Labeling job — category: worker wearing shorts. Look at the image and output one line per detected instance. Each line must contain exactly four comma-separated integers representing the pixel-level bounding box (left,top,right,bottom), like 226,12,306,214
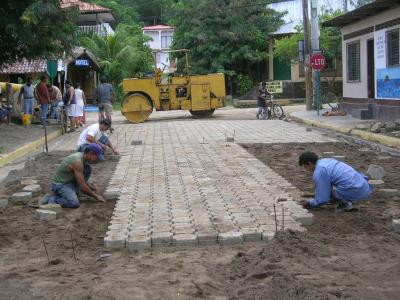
96,76,114,123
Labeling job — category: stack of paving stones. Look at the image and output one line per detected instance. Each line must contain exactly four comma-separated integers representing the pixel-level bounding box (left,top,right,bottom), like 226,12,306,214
104,120,331,250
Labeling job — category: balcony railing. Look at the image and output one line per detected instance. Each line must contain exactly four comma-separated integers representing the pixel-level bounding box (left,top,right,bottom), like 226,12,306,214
79,23,114,36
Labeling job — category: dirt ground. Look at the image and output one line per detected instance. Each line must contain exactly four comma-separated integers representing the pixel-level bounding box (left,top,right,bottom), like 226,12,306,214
1,143,400,299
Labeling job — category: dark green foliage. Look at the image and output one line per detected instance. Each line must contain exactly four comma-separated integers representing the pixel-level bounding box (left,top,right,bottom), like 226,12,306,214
168,0,283,90
0,0,79,66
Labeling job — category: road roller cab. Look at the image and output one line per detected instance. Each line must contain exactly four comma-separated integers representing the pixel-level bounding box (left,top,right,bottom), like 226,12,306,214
121,49,226,123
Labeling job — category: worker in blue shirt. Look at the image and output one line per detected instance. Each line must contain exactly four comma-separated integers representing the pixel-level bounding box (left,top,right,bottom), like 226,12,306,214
299,152,373,212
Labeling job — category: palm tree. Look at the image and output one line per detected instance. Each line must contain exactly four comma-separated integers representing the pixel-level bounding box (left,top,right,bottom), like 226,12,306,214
80,24,152,97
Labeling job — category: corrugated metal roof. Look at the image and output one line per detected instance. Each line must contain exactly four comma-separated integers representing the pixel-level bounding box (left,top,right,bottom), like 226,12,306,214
143,25,174,31
0,59,47,74
61,0,111,13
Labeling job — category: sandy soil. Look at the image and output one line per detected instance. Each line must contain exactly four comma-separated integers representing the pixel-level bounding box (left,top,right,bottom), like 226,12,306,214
1,143,400,299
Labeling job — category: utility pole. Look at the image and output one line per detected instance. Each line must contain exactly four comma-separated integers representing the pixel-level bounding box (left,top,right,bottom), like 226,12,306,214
303,0,313,111
343,0,348,12
311,0,321,115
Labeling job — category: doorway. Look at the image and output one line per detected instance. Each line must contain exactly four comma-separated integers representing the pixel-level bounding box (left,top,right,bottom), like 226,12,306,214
367,39,375,98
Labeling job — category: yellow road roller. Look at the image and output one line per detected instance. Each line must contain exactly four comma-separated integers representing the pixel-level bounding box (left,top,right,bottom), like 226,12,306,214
121,49,226,123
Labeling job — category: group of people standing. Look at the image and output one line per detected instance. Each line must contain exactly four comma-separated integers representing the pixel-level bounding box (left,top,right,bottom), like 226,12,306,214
18,76,86,129
18,76,114,133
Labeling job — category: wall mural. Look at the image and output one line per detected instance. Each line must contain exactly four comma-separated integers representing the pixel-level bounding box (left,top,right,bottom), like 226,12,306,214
375,29,400,100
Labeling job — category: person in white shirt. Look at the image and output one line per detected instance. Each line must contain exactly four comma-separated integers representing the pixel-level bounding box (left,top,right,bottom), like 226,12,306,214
74,82,86,127
77,119,119,155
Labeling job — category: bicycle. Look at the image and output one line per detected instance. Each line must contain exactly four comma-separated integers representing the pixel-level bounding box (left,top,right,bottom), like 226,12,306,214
256,94,285,120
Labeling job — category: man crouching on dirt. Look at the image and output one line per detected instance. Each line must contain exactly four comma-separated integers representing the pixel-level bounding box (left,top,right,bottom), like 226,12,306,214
299,151,372,212
40,143,106,208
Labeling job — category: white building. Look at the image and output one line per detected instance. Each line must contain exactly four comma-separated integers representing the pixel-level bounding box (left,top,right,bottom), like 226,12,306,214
323,0,400,121
143,25,175,72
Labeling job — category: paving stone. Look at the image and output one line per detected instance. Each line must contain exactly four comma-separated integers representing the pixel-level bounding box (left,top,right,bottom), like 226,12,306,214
218,231,243,245
322,151,335,157
262,231,276,241
173,234,198,246
293,213,314,226
240,228,262,242
378,189,400,197
23,184,41,193
369,179,385,188
197,231,218,245
393,219,400,232
104,232,126,249
367,164,385,180
35,209,57,221
127,234,151,250
0,199,8,208
152,232,172,247
104,189,120,201
20,178,38,185
11,192,32,204
39,204,62,214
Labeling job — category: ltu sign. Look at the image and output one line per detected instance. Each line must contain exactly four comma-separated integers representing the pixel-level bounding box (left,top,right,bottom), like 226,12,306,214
310,54,326,71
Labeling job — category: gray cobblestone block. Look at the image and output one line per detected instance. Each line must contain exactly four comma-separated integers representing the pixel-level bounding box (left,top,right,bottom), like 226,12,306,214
293,213,314,226
39,204,62,214
104,231,126,249
0,199,8,208
240,228,262,242
23,184,41,193
151,232,172,247
197,231,218,245
218,231,243,245
11,192,32,204
393,219,400,232
321,152,335,157
173,234,198,246
262,230,275,241
20,177,38,185
104,189,120,201
378,189,399,197
127,234,151,250
369,179,385,188
35,209,57,221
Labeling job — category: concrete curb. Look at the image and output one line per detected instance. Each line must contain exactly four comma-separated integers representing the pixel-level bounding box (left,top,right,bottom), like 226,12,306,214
290,114,400,150
0,128,62,167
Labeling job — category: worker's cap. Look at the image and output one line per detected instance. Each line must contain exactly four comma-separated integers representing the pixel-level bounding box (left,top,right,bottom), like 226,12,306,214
100,119,112,127
86,143,104,160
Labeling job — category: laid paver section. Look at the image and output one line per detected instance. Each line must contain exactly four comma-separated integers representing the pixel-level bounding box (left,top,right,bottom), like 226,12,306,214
104,119,335,250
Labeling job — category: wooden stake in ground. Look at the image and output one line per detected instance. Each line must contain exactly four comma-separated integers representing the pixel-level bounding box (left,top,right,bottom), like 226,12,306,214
44,123,48,154
281,205,285,231
70,231,77,261
273,204,278,233
41,237,51,264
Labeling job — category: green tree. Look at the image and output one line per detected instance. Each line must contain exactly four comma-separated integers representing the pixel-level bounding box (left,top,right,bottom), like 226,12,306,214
90,0,140,25
274,10,342,64
0,0,79,66
168,0,284,92
80,24,153,100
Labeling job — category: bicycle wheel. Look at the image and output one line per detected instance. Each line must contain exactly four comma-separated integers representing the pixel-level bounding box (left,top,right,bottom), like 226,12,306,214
272,104,285,119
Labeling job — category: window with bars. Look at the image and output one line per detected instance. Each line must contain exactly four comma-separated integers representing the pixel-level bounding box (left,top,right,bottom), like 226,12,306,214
347,41,360,82
387,29,400,67
161,35,173,48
